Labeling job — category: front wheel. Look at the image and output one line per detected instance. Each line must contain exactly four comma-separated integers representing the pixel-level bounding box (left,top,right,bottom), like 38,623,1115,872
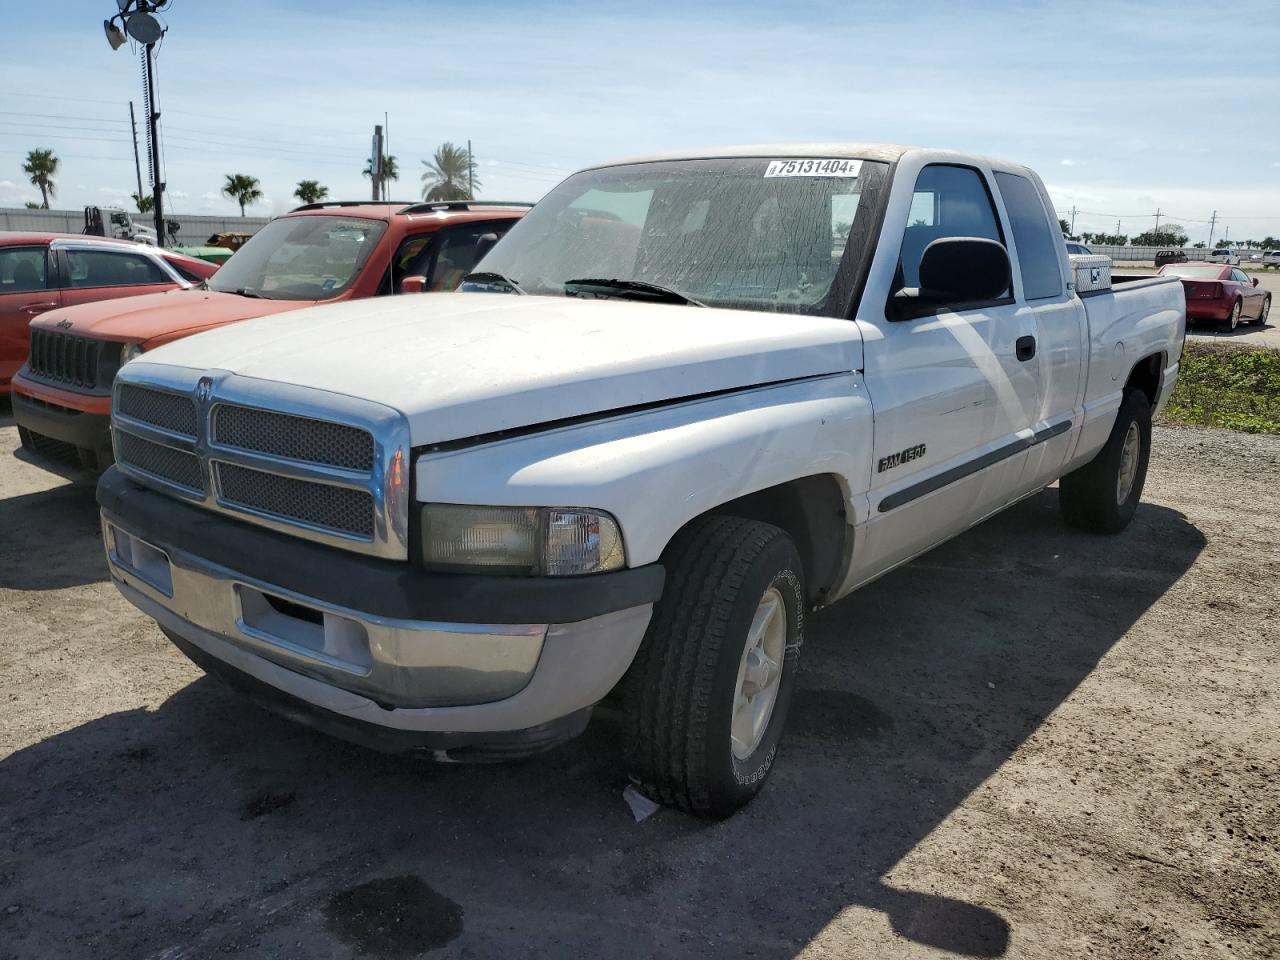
1060,389,1152,534
622,516,805,818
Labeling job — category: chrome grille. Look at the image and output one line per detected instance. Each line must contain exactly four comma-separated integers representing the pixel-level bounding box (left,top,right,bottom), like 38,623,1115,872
115,432,204,493
212,404,374,471
215,462,374,538
28,329,106,389
118,384,198,436
110,369,409,558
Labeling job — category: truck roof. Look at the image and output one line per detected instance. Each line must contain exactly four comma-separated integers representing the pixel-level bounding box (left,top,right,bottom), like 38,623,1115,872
592,143,1034,177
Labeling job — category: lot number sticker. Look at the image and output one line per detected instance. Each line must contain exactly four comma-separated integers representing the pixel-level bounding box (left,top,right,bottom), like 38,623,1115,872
764,158,862,178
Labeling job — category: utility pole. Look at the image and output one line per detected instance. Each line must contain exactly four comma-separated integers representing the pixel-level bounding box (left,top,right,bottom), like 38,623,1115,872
144,37,164,244
371,124,383,202
467,139,474,199
1116,218,1122,239
1207,210,1218,248
1069,205,1077,234
128,101,144,206
1153,207,1162,232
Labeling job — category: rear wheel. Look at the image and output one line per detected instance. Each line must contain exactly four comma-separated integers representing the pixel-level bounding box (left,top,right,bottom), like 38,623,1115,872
1226,299,1242,331
622,516,804,818
1257,296,1271,326
1060,389,1152,534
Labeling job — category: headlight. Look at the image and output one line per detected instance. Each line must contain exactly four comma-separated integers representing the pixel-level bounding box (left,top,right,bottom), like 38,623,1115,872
420,504,625,576
119,342,145,365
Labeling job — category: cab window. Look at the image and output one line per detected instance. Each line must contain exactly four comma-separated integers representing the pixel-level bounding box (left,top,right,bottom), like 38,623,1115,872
994,171,1063,300
898,165,1006,292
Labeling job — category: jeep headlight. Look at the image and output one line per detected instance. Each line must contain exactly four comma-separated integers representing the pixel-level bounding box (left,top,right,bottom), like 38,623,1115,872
420,504,625,576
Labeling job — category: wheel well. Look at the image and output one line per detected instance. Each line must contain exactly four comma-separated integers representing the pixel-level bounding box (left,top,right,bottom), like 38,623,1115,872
1124,352,1164,406
677,475,849,605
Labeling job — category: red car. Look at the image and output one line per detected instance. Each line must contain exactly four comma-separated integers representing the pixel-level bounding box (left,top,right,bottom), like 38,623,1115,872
0,233,217,395
1157,261,1271,330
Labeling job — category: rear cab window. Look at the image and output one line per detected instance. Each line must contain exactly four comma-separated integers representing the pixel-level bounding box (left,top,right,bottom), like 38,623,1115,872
994,171,1063,300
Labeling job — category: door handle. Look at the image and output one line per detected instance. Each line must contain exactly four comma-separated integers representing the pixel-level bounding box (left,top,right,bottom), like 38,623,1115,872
21,302,58,314
1015,335,1036,361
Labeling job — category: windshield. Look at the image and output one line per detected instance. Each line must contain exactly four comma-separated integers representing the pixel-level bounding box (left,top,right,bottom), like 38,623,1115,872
473,157,888,315
1160,265,1224,279
208,215,388,301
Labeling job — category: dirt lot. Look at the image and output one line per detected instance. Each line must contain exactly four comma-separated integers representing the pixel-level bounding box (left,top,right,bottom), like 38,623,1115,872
1,407,1277,960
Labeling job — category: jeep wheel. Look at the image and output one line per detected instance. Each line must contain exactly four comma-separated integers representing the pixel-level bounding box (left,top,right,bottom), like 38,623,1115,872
622,516,804,818
1060,389,1152,534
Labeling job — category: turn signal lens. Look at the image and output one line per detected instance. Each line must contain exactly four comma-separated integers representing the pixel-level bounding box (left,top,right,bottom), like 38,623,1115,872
545,509,625,576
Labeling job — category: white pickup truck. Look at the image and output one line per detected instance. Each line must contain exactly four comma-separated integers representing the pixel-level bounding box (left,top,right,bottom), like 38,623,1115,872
98,144,1185,817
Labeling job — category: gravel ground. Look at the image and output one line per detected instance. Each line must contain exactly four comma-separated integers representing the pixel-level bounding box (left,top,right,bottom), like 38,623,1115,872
0,406,1276,960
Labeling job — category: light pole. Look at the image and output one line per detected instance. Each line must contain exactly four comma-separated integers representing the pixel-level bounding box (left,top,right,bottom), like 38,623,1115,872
104,1,166,245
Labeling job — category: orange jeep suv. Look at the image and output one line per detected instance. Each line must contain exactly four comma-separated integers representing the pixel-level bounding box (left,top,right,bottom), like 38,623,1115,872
12,200,528,470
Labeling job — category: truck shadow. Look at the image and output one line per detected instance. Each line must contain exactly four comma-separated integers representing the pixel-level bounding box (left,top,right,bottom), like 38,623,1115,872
0,490,1206,959
0,484,106,590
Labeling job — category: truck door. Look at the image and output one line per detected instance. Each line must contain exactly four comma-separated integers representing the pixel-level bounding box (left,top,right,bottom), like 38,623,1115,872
993,170,1085,493
852,163,1040,581
0,244,61,391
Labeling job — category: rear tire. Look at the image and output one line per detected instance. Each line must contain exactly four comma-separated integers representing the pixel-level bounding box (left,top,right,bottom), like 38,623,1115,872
622,516,804,818
1226,299,1242,331
1257,296,1271,326
1060,389,1152,534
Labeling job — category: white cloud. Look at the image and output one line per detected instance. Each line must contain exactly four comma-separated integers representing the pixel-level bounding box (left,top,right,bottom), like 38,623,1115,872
1060,159,1077,166
170,189,189,199
97,186,129,197
200,191,220,201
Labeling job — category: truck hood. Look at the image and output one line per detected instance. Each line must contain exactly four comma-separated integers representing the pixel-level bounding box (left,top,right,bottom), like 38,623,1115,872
32,289,305,345
135,292,863,445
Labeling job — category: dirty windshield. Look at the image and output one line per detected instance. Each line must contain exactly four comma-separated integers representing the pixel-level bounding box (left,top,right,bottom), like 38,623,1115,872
207,215,388,301
473,157,888,315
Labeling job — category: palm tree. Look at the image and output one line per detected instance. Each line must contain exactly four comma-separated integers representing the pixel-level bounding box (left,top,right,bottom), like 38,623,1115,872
362,154,398,201
420,142,478,201
22,149,59,209
221,173,263,217
294,179,329,204
132,191,154,214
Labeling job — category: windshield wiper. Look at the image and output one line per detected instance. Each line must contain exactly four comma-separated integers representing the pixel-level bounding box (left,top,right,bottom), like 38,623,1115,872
232,286,263,299
461,271,525,294
563,278,705,307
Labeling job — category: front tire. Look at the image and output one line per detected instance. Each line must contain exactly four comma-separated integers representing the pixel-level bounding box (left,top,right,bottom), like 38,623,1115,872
622,516,804,818
1060,389,1152,534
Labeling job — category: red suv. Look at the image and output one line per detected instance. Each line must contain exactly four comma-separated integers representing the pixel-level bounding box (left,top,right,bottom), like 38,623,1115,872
12,201,528,469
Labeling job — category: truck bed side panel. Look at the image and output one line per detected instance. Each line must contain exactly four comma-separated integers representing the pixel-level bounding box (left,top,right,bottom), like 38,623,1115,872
1068,276,1184,472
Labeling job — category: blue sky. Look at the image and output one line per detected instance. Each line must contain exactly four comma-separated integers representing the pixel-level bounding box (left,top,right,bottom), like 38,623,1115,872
3,0,1279,244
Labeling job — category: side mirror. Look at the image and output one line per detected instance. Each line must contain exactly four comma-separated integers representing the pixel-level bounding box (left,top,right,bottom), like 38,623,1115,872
1253,277,1260,287
399,275,427,294
891,237,1010,319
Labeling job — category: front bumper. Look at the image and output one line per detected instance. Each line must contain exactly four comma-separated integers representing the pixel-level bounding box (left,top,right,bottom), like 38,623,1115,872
11,379,113,459
99,469,663,753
